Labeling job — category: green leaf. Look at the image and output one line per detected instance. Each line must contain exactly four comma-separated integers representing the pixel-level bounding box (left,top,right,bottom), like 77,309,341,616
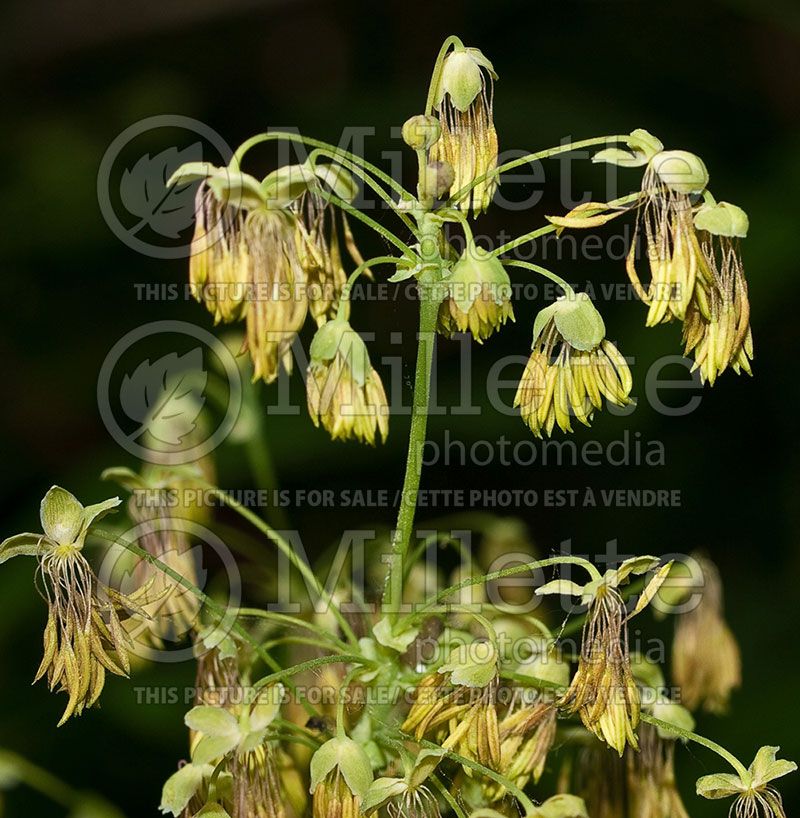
40,486,84,545
696,773,748,799
160,764,211,816
0,533,45,564
185,706,239,739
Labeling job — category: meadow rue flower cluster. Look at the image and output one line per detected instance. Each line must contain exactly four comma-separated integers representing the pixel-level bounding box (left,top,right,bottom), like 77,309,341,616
0,34,792,818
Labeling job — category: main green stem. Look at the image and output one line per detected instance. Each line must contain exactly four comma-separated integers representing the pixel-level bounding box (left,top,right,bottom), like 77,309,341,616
383,216,443,623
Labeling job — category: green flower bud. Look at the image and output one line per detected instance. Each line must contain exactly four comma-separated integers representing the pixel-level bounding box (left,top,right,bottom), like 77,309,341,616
402,114,441,150
421,160,455,200
651,150,709,195
694,201,749,238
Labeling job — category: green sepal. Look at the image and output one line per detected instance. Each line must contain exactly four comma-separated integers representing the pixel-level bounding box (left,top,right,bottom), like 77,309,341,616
159,763,213,816
437,50,484,112
651,150,709,195
167,161,221,187
534,579,584,598
749,746,797,788
532,794,589,818
651,697,695,738
438,642,498,689
194,804,231,818
247,684,284,732
407,749,446,788
361,778,408,813
629,654,665,689
696,773,749,799
185,706,240,739
694,201,749,238
517,645,570,688
192,734,240,766
592,148,650,168
373,617,420,654
628,129,664,158
314,163,359,202
207,170,267,210
551,293,605,352
40,486,85,545
101,467,148,492
0,533,45,564
261,163,317,207
309,737,373,798
448,248,511,314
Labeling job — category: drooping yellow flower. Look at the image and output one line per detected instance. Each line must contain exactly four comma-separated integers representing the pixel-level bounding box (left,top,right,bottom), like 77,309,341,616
402,642,501,771
627,723,691,818
626,150,710,326
683,202,753,384
306,318,389,445
437,246,514,342
0,487,146,725
697,746,796,818
537,557,669,756
514,293,632,437
430,46,499,216
672,554,741,713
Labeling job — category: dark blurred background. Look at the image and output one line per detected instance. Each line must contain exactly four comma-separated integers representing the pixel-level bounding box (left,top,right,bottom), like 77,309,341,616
1,0,799,815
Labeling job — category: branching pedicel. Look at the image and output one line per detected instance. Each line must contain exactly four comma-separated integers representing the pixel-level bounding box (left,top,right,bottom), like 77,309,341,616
0,35,793,818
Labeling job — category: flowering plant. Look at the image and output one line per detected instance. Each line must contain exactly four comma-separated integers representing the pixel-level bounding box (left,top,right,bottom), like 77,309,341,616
0,35,792,818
